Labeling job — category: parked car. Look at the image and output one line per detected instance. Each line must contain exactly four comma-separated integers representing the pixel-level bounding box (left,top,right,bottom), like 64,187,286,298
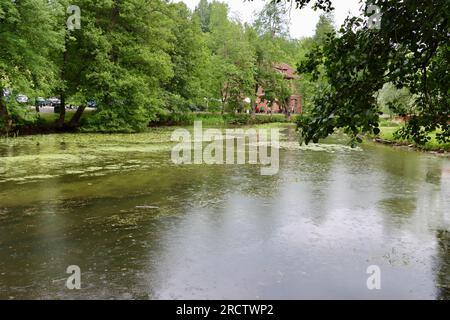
35,97,46,107
47,97,61,107
2,88,11,98
16,94,29,104
87,100,97,108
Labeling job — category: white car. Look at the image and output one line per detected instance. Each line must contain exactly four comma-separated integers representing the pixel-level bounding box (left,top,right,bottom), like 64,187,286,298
47,97,61,106
16,94,29,104
2,89,11,97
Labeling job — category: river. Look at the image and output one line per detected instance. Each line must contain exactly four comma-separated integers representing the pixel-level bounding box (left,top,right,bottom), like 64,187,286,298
0,125,448,299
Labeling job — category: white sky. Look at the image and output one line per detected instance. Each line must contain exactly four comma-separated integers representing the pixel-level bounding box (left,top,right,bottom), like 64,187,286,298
174,0,364,39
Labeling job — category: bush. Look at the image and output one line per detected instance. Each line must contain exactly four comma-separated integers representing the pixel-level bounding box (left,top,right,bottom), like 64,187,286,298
150,112,295,127
82,107,150,133
223,114,251,125
379,119,401,128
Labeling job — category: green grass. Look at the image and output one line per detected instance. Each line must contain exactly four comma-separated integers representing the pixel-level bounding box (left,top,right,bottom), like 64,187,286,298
379,118,401,128
2,109,97,136
378,127,450,152
150,112,297,127
37,109,94,124
6,110,295,136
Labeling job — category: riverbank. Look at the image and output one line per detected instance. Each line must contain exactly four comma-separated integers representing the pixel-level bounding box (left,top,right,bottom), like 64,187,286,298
148,112,297,127
1,122,448,299
2,112,297,137
374,126,450,155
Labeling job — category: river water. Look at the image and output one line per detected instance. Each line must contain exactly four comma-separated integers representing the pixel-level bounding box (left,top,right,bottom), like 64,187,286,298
0,125,448,299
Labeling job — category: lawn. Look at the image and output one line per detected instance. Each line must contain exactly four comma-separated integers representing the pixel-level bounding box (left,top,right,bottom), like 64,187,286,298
37,109,94,124
378,126,450,152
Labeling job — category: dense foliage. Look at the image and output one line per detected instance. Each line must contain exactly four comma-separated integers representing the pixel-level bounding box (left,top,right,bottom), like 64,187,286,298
0,0,306,133
2,0,447,143
294,0,449,145
0,0,64,129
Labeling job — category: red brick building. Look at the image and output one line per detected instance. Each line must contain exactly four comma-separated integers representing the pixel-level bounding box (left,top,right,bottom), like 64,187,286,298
255,63,302,114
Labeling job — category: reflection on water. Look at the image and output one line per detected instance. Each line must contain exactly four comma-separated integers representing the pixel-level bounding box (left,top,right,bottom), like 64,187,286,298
0,126,449,299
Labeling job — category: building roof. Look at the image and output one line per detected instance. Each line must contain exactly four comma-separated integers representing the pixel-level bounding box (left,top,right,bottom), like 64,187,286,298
274,63,297,80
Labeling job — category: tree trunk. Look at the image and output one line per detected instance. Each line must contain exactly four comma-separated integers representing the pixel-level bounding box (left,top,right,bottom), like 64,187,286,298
221,92,226,115
282,101,291,120
251,84,259,117
0,98,9,118
56,93,66,128
56,32,69,128
0,98,12,133
69,105,86,127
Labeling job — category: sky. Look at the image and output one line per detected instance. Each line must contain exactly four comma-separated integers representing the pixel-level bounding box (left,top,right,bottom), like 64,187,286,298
175,0,363,39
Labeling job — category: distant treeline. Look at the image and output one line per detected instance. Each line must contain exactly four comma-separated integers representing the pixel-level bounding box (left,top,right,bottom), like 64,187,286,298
0,0,322,134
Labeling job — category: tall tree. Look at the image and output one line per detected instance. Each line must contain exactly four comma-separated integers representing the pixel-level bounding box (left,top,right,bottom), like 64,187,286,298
296,13,335,114
298,0,449,145
248,1,293,114
194,0,212,33
0,0,63,132
313,13,335,45
164,2,210,112
206,2,255,113
254,1,290,38
63,0,175,132
263,70,294,115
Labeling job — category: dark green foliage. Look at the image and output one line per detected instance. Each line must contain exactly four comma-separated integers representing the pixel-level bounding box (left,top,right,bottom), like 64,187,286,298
194,0,212,32
150,112,294,127
3,0,447,142
296,0,449,145
0,0,64,132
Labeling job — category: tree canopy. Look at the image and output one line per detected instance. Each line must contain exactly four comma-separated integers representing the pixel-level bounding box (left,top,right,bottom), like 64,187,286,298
293,0,449,145
1,0,447,143
1,0,307,133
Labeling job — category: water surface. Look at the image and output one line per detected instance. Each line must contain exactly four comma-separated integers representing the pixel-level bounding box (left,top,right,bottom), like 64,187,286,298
0,126,448,299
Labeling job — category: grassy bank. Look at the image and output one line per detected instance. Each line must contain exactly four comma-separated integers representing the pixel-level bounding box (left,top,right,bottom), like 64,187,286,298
3,111,296,136
376,126,450,152
38,110,94,127
2,109,95,136
149,112,297,127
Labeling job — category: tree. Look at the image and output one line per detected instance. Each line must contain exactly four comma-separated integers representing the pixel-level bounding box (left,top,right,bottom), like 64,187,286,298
250,0,448,145
254,1,290,38
194,0,212,33
163,2,210,112
313,13,335,45
250,0,333,11
248,2,294,114
0,0,64,132
296,13,335,115
263,71,293,115
68,0,175,132
295,0,449,145
377,83,416,119
206,2,255,114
